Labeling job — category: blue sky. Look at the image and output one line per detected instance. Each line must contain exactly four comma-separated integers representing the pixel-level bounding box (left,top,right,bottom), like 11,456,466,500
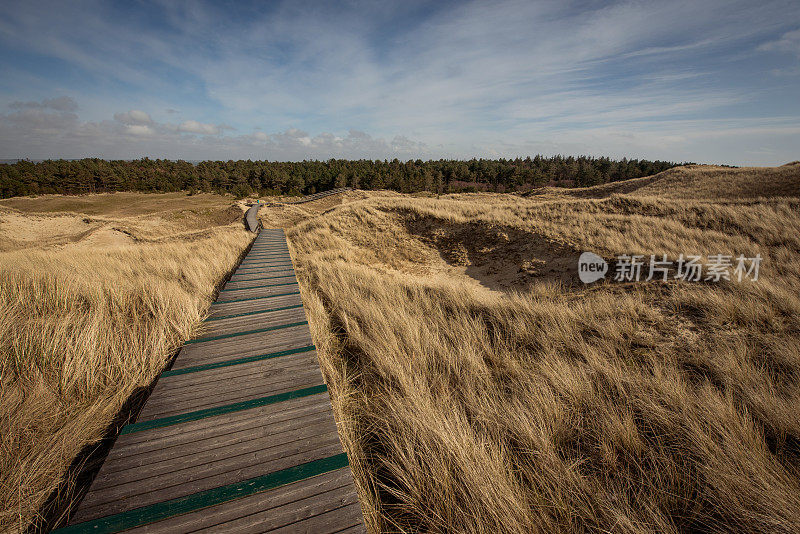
0,0,798,164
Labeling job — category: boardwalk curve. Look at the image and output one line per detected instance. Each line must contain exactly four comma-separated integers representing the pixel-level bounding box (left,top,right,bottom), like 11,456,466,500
57,229,365,533
245,203,262,232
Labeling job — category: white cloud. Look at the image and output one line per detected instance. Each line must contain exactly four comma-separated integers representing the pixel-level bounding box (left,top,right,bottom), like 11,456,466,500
0,103,434,160
114,110,153,125
759,28,800,58
178,120,221,135
126,124,154,136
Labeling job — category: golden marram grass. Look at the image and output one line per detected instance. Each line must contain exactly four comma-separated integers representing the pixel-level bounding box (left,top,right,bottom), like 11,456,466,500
2,164,800,533
0,195,253,531
285,164,800,532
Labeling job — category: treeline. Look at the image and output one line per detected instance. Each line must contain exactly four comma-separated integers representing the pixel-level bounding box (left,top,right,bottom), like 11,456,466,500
0,156,681,198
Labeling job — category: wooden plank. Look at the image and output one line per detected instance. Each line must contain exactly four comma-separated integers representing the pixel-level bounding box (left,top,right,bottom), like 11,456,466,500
110,393,332,453
120,384,329,435
162,346,316,376
193,483,361,533
64,454,351,532
136,368,325,420
206,293,303,318
187,320,309,345
121,469,360,533
215,284,300,302
72,437,345,521
215,283,299,301
198,306,308,337
173,325,314,369
223,274,296,289
204,303,304,323
86,417,341,498
101,401,335,470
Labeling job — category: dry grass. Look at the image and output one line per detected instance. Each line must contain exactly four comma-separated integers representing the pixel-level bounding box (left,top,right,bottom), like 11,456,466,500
557,164,800,200
0,194,252,532
265,164,800,533
3,164,800,533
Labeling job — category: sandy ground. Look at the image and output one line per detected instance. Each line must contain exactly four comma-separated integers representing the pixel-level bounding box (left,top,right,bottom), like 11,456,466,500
0,192,244,252
0,210,135,251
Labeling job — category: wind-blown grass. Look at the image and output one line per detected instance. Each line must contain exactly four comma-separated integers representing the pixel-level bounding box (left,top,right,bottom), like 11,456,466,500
281,164,800,533
0,199,251,532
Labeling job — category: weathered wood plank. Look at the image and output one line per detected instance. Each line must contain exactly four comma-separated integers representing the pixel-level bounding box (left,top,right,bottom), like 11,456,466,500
173,326,314,369
99,403,335,474
111,393,332,452
197,306,308,338
121,469,359,533
136,368,325,420
215,283,300,302
88,416,340,495
206,293,303,318
73,437,345,521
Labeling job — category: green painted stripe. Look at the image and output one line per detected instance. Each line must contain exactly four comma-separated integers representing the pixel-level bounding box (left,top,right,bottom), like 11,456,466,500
163,345,315,376
186,320,307,344
234,267,294,274
205,303,302,322
220,281,297,293
52,453,348,534
237,261,293,271
237,264,294,270
236,264,294,270
236,265,294,273
228,273,295,282
120,383,327,435
246,260,290,264
187,319,308,344
210,290,301,305
246,253,290,258
240,258,293,264
230,271,294,280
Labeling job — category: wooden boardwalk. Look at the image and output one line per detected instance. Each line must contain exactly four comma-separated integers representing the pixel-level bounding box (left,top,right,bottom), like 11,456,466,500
58,229,365,533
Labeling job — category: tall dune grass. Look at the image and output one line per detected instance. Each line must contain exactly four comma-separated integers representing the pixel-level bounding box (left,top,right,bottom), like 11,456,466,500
283,168,800,533
0,225,252,532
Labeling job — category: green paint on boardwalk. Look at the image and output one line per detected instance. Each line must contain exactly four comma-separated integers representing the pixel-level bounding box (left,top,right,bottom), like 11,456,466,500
163,345,315,376
219,281,297,292
52,453,349,534
210,290,301,304
225,275,295,285
204,303,303,322
237,261,294,268
120,384,328,434
185,320,308,344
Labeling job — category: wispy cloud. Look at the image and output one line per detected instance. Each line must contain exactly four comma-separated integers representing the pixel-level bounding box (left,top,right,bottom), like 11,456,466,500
9,96,79,112
758,28,800,58
0,98,433,160
0,1,798,164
